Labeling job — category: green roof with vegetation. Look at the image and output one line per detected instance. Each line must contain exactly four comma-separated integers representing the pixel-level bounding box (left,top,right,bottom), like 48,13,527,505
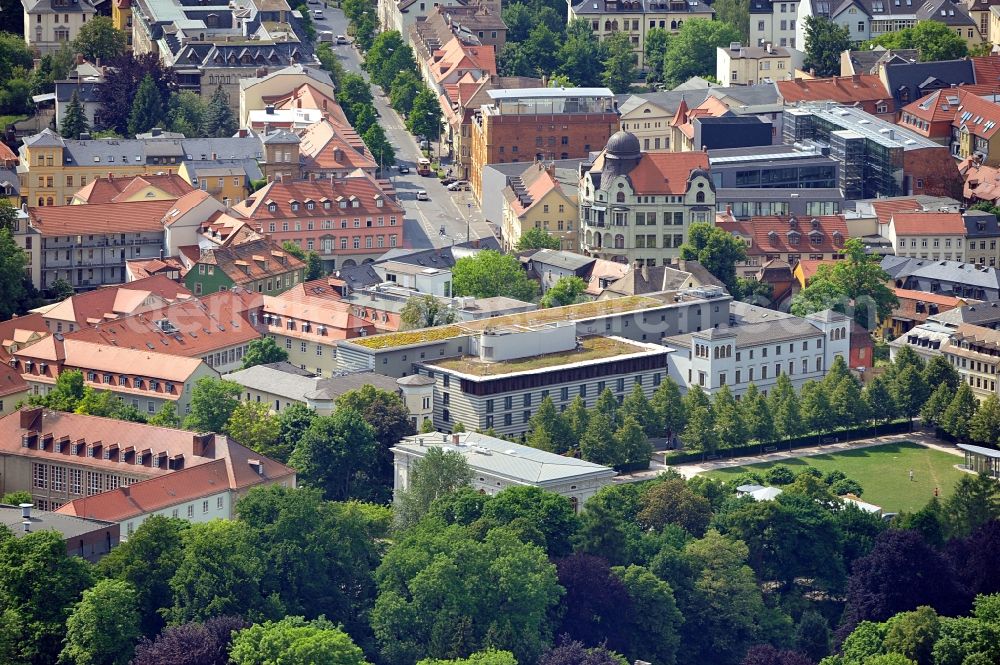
426,336,652,377
349,295,664,349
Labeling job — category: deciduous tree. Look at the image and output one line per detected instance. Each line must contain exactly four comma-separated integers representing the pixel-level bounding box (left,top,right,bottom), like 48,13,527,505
790,237,897,329
540,275,587,308
73,16,127,62
601,32,637,94
400,295,456,330
652,376,686,438
713,385,747,449
580,411,622,466
0,228,27,320
517,227,561,251
941,383,978,442
224,401,280,456
679,222,746,296
288,408,378,501
867,20,967,61
394,446,472,529
0,530,93,664
182,377,242,433
527,395,573,453
60,579,141,665
482,486,578,557
661,19,741,88
229,616,369,665
452,250,537,301
96,516,188,637
131,616,247,665
803,16,850,76
241,336,289,368
969,394,1000,447
637,476,712,536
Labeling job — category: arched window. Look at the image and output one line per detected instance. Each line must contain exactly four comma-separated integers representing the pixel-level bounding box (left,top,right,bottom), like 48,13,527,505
696,191,705,203
616,192,625,203
614,234,625,249
46,197,53,206
605,20,612,30
37,197,44,206
670,20,677,29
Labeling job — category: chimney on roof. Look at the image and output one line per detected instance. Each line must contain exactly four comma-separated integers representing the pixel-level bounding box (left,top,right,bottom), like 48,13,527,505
192,433,213,457
150,127,162,137
452,433,460,444
107,172,113,180
265,104,275,115
19,503,32,520
19,406,42,431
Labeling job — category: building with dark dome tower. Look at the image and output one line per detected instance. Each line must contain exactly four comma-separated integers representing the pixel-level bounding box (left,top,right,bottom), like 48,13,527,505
579,131,716,267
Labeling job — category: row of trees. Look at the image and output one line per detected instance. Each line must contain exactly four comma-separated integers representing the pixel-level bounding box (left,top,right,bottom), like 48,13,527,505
363,30,439,161
668,349,959,455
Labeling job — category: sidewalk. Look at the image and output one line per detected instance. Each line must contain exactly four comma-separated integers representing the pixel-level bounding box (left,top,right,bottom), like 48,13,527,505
625,431,964,480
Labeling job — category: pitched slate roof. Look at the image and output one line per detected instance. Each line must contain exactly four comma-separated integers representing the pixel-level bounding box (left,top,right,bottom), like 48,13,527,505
882,59,975,109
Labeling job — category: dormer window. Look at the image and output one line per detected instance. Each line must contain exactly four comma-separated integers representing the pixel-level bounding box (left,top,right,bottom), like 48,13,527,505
306,201,314,210
268,203,277,212
323,201,331,209
290,202,299,212
787,230,801,245
339,201,347,209
352,200,359,208
376,198,383,208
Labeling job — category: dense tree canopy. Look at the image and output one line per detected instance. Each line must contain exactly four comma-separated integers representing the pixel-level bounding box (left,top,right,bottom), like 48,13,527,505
452,250,538,301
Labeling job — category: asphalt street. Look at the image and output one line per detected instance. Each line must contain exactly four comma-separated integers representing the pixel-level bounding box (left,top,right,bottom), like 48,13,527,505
317,7,495,251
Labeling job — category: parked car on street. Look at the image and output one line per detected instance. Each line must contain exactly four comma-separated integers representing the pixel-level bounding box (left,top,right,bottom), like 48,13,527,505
446,180,469,191
398,165,410,174
336,34,348,44
311,8,324,18
416,190,429,201
440,176,456,186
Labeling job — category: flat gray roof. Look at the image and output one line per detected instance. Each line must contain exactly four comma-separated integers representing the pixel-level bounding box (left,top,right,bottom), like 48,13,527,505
958,443,1000,459
0,504,114,539
394,431,616,484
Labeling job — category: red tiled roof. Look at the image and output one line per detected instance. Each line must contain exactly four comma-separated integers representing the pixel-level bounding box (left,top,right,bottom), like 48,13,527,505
899,89,959,125
73,174,195,204
272,83,348,126
0,313,50,359
63,289,262,359
776,75,890,105
193,237,305,286
0,141,17,164
871,198,921,225
232,177,404,220
951,90,1000,140
0,364,27,398
0,408,211,478
28,199,176,236
718,215,849,254
56,436,294,522
972,55,1000,89
628,152,710,195
126,257,185,281
796,258,837,282
893,287,963,307
41,275,193,328
890,211,966,235
299,118,378,172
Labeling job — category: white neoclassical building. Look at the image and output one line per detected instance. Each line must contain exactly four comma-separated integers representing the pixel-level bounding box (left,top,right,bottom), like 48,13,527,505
392,431,617,509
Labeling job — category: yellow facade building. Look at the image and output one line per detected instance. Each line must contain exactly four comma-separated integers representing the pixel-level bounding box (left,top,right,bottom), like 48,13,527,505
500,163,579,252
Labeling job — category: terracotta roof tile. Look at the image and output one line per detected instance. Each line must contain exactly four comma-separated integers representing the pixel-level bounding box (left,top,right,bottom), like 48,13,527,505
57,436,294,522
950,90,1000,140
41,275,193,328
193,237,305,285
890,211,966,235
0,409,216,478
28,199,177,235
62,289,262,359
796,258,837,281
299,118,378,172
232,177,403,220
718,215,849,254
0,364,27,397
871,198,921,224
776,74,890,105
893,287,963,307
628,152,710,195
72,174,195,204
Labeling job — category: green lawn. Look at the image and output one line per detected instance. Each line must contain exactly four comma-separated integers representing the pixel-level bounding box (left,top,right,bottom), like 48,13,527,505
704,442,968,513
